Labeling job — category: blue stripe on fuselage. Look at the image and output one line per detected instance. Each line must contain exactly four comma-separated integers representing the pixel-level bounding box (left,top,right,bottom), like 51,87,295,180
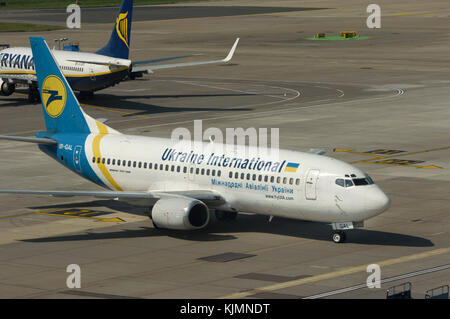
66,69,129,92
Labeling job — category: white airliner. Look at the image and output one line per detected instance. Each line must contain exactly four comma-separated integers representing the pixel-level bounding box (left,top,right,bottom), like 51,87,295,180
0,37,390,243
0,0,239,102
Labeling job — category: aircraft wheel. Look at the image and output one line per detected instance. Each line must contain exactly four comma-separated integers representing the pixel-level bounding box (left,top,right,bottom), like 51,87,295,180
332,231,346,243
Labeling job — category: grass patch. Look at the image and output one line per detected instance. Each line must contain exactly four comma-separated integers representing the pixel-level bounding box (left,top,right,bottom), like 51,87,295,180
0,22,66,32
0,0,202,10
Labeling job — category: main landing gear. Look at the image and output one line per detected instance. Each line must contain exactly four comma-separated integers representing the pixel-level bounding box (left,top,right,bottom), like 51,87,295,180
332,231,347,243
79,91,94,100
215,210,238,222
28,86,40,103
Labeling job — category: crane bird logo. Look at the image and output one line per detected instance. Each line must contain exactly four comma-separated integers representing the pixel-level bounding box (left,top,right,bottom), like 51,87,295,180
116,12,129,48
42,75,67,118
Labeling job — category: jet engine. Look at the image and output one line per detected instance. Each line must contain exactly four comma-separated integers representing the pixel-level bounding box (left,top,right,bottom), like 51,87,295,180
150,197,210,230
0,79,15,96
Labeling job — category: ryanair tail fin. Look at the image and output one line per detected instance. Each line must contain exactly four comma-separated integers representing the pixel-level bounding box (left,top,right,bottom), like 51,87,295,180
96,0,133,59
30,37,119,135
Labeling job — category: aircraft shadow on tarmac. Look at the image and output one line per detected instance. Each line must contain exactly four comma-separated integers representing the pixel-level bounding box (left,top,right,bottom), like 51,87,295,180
85,92,256,117
0,97,34,108
24,201,434,247
4,90,256,115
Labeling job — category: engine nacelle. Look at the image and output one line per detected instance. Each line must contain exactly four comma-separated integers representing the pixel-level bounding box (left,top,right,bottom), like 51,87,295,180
151,197,210,230
0,80,15,96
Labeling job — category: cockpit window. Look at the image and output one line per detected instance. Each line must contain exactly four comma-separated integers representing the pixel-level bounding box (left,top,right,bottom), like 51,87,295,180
335,178,344,187
345,179,354,187
351,174,374,186
353,178,369,186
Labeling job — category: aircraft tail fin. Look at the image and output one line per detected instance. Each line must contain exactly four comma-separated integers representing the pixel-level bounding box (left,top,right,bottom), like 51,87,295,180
96,0,133,59
30,37,119,135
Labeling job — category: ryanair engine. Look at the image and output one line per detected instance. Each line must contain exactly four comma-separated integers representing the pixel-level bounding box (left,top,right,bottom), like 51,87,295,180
0,78,15,96
150,197,210,230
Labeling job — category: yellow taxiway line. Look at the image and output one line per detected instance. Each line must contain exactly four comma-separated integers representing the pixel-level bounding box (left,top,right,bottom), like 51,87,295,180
218,247,450,299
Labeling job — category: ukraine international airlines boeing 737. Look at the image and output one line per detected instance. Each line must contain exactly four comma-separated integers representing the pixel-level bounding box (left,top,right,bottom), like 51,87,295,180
0,37,390,243
0,0,239,102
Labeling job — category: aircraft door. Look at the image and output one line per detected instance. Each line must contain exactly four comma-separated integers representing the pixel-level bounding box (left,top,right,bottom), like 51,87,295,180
187,163,196,181
89,67,96,81
73,145,82,172
305,169,320,200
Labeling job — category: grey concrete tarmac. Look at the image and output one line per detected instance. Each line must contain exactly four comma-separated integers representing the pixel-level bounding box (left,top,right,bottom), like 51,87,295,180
0,0,449,299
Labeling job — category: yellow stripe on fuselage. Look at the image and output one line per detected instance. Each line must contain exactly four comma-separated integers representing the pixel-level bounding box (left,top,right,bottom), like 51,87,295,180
0,66,129,78
284,167,298,173
92,121,123,191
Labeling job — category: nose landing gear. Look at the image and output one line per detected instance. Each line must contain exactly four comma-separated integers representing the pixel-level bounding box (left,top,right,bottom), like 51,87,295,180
331,221,363,243
332,231,347,243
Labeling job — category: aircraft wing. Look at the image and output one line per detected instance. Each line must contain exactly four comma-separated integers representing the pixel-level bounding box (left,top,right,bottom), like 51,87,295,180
131,54,201,66
0,72,37,83
131,38,239,75
0,189,227,208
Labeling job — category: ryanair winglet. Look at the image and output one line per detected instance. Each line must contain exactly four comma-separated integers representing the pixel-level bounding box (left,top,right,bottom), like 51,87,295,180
30,37,120,135
96,0,133,59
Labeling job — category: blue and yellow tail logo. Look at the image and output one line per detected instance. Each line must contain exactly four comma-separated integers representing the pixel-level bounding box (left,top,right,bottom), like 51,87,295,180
284,162,300,173
116,12,129,48
42,75,66,118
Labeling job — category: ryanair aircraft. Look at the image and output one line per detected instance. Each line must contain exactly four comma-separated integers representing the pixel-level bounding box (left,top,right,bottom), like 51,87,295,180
0,37,390,243
0,0,239,102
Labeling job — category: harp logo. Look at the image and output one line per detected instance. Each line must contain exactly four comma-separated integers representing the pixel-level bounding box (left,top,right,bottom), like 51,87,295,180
116,12,129,48
42,75,67,118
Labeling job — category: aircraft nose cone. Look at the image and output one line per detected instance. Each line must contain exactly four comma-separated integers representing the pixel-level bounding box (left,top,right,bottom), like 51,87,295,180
365,188,391,215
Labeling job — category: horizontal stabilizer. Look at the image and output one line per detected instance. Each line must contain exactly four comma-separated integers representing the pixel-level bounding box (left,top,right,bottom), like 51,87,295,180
0,135,57,145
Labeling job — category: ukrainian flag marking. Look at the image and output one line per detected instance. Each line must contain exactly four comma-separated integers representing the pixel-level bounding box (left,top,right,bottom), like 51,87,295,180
284,162,300,173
